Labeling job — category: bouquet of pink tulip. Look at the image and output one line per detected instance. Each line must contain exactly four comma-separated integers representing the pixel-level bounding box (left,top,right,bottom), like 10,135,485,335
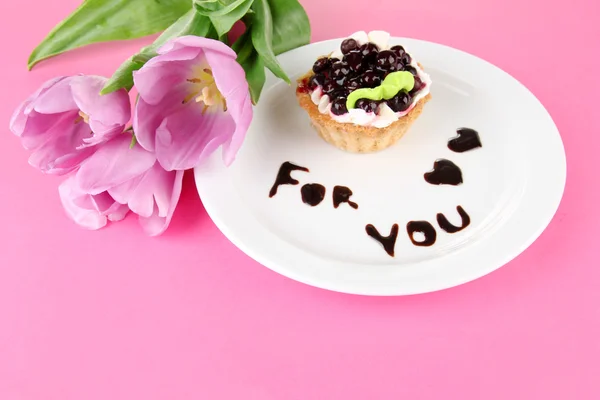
10,0,310,235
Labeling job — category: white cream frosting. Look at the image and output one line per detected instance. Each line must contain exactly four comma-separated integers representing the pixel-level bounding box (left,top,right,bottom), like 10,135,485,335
313,30,432,128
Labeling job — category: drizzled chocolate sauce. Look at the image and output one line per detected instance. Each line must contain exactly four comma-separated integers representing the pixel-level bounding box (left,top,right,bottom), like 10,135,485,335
448,128,482,153
269,162,309,197
424,159,463,186
301,184,326,206
437,206,471,233
406,221,437,247
333,186,358,209
366,224,399,257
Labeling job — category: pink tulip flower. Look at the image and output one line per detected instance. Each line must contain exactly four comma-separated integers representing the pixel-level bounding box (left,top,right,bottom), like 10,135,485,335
133,36,252,171
10,75,131,175
59,175,130,231
59,134,184,236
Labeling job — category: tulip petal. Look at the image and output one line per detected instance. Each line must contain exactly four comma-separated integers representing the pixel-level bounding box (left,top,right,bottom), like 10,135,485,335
108,162,178,219
202,49,248,99
59,177,108,230
133,85,189,153
90,192,119,213
109,171,154,218
28,118,96,175
106,173,144,208
32,78,78,114
59,175,128,230
70,75,130,142
76,134,156,195
9,100,30,137
17,110,78,150
10,76,76,149
130,164,169,218
222,94,252,165
203,49,253,165
107,204,130,222
10,76,62,136
80,121,124,148
138,170,184,236
158,36,237,59
12,75,132,174
134,47,201,105
154,102,235,171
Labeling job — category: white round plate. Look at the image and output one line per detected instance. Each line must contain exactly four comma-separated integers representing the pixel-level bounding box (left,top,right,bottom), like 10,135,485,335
194,38,566,295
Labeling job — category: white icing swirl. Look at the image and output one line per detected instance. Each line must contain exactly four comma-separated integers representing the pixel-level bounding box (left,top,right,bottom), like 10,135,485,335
313,30,432,128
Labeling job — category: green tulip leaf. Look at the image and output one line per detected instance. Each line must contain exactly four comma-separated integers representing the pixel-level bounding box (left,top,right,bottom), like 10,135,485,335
238,50,266,104
28,0,192,70
203,0,254,38
268,0,311,55
194,0,249,17
233,30,265,103
250,0,289,83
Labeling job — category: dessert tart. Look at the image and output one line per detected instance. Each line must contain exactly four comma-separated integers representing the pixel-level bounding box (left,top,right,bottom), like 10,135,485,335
296,31,432,153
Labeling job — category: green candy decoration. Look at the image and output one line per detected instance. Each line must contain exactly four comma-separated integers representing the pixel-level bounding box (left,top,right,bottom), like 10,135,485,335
346,71,415,110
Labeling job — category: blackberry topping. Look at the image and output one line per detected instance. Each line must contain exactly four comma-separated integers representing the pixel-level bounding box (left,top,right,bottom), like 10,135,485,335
321,79,336,95
399,52,412,66
390,45,406,58
410,76,424,95
312,57,332,74
355,98,380,113
333,75,347,88
329,88,349,100
360,70,382,88
344,51,364,74
403,65,418,76
344,77,360,91
359,43,379,65
375,50,399,73
306,42,424,117
331,97,348,115
340,38,359,54
331,61,351,79
308,73,326,90
387,90,412,112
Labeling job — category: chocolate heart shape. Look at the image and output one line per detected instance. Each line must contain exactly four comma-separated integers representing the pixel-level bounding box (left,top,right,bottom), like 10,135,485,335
424,159,463,186
448,127,482,153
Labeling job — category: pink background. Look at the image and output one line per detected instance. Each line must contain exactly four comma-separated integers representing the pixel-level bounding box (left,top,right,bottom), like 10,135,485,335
1,0,599,398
